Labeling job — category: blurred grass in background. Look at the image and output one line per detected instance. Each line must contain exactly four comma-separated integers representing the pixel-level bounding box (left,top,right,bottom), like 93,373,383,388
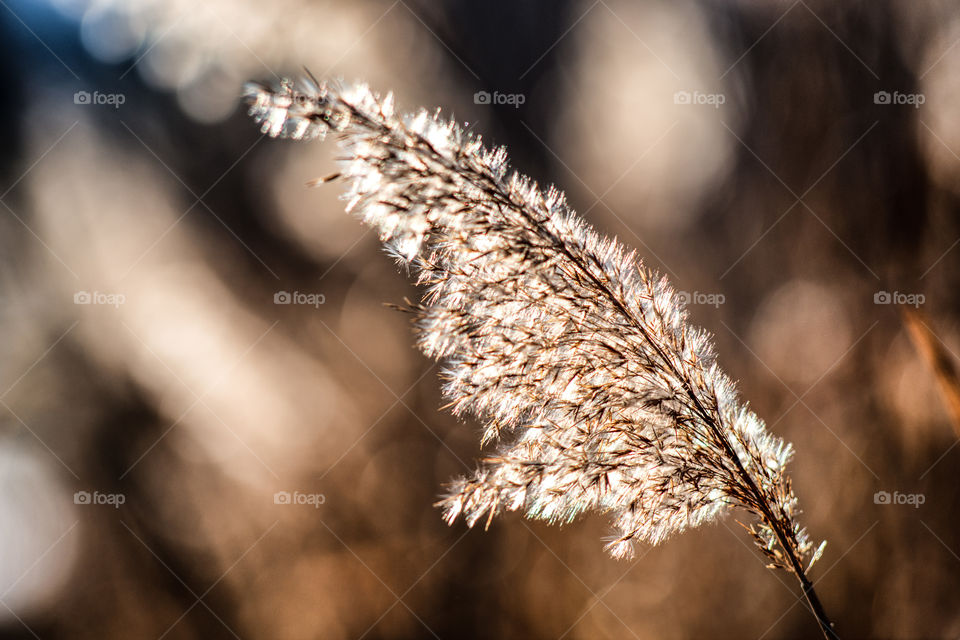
1,0,959,637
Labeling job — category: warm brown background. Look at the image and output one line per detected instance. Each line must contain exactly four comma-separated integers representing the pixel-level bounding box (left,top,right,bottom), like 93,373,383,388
1,0,958,638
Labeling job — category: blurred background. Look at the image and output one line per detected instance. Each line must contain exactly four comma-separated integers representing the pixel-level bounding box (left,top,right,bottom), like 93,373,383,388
1,0,959,637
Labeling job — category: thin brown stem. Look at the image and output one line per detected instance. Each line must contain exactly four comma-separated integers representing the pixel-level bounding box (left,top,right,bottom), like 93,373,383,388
704,413,836,639
770,513,837,639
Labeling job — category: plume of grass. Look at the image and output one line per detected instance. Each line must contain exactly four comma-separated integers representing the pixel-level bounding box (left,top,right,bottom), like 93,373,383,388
244,76,835,638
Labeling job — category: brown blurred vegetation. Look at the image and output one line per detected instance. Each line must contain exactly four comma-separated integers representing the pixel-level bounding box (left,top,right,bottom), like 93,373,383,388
1,0,959,638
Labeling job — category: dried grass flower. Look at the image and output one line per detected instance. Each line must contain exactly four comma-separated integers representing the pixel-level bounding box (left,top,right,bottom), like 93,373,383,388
244,76,836,638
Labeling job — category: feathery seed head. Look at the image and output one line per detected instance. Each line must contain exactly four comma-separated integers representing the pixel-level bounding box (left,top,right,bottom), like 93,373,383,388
244,77,823,569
